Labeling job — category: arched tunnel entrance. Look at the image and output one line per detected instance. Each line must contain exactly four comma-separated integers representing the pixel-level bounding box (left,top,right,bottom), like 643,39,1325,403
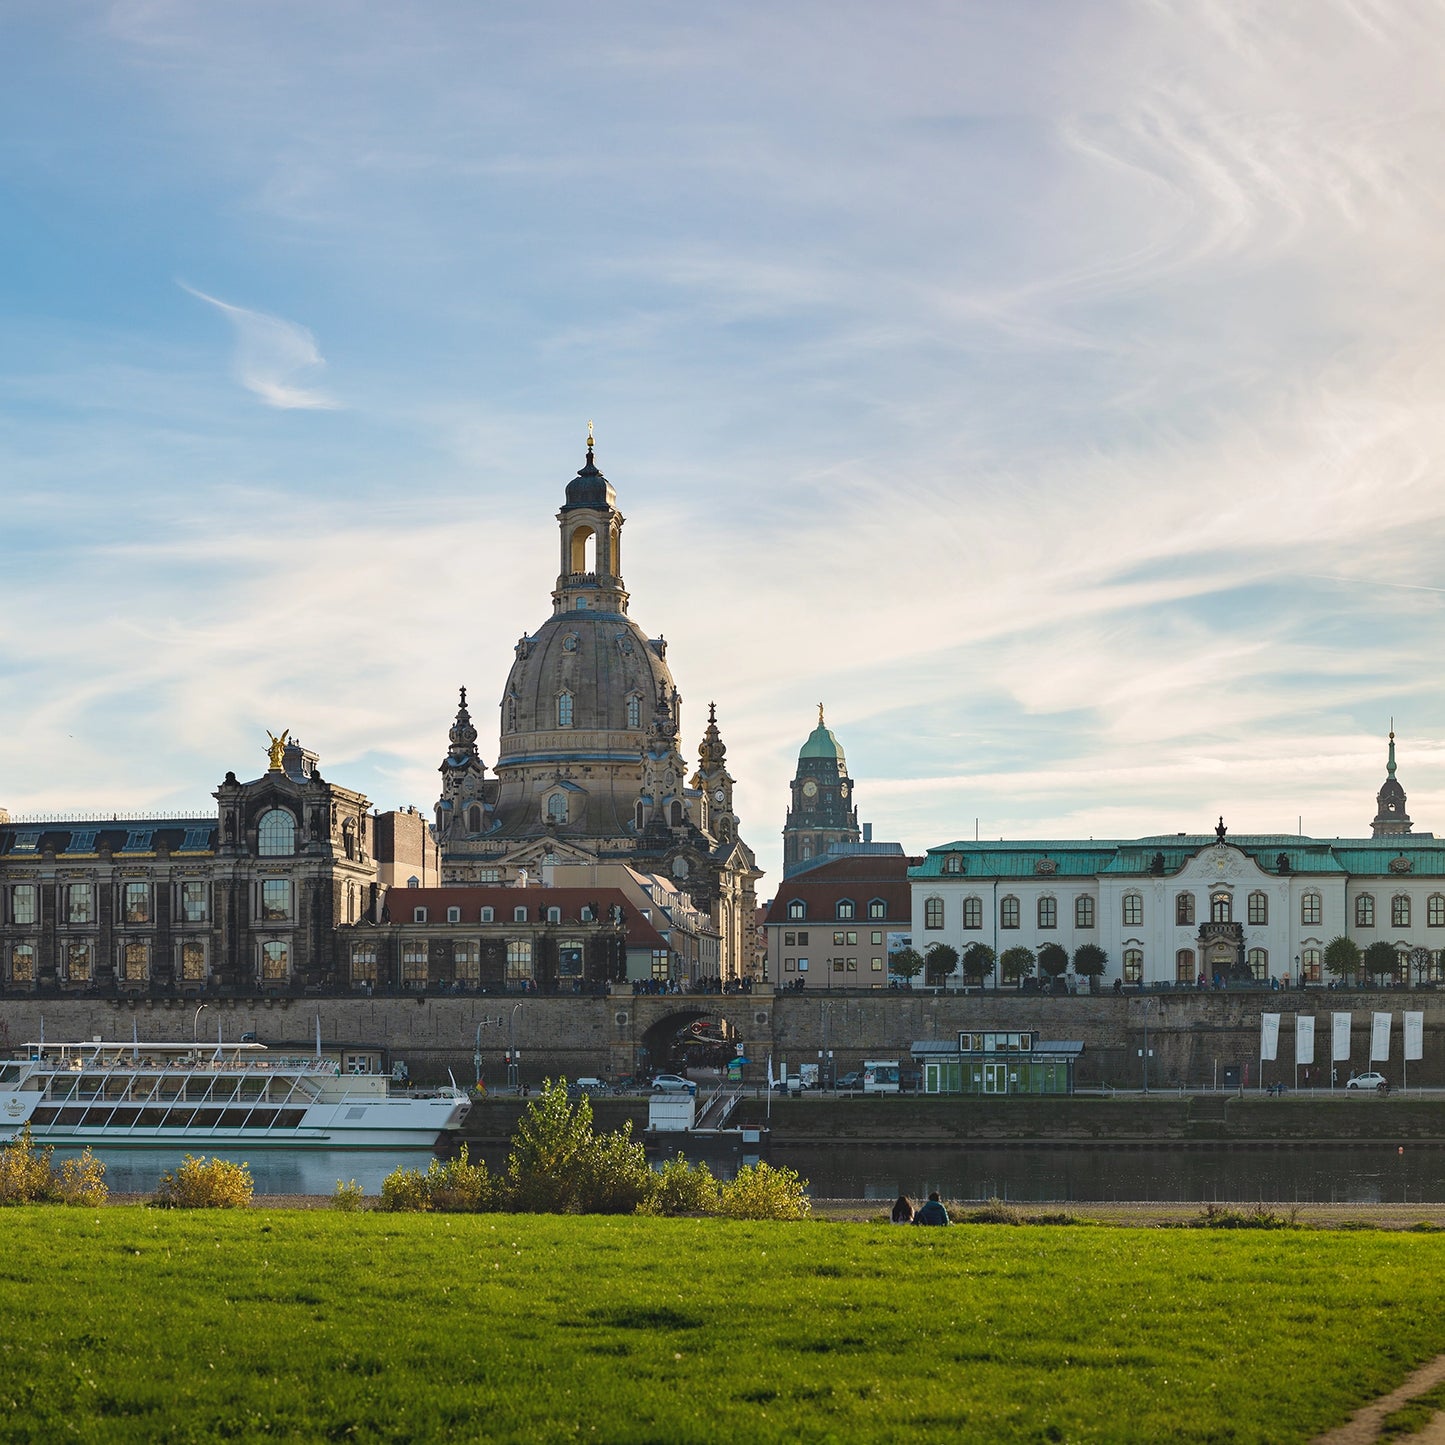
637,1009,739,1077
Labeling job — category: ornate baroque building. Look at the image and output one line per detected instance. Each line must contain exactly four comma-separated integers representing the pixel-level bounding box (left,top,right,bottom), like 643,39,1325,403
908,736,1445,988
432,436,761,979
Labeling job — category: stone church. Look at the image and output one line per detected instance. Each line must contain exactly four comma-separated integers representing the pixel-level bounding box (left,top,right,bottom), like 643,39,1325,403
432,435,761,979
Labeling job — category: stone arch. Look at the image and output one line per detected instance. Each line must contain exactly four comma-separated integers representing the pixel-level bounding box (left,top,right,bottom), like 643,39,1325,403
639,1008,738,1073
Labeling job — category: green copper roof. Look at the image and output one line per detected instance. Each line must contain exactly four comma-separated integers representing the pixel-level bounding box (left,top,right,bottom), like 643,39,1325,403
800,722,845,763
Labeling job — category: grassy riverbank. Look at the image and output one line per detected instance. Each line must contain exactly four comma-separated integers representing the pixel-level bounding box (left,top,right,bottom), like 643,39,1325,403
5,1209,1445,1442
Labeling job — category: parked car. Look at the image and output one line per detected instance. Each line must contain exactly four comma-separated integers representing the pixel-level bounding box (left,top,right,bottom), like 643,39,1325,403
836,1071,863,1091
1346,1072,1388,1091
771,1076,805,1095
651,1073,697,1095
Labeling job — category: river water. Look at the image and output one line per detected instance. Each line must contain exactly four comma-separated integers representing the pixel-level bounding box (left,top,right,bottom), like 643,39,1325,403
58,1140,1445,1206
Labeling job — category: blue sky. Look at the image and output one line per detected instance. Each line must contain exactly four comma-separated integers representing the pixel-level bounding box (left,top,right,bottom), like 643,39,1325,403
4,1,1445,890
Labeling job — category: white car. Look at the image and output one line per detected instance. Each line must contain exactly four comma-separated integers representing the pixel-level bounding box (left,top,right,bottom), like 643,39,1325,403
651,1073,697,1095
1346,1072,1388,1091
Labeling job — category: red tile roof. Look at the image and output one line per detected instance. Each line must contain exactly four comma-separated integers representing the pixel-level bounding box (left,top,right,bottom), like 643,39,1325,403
377,887,669,949
763,855,918,927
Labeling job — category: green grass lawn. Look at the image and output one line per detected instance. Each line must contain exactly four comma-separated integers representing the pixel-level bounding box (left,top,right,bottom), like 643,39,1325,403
1,1211,1443,1443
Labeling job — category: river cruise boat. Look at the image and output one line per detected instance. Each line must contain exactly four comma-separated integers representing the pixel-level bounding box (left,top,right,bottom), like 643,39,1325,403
0,1040,469,1150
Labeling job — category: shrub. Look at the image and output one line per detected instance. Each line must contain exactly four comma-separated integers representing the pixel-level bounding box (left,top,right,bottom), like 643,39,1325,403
379,1150,499,1213
641,1155,720,1217
506,1079,597,1212
0,1129,108,1206
717,1163,811,1221
574,1125,653,1215
961,1198,1022,1225
331,1179,366,1212
379,1165,433,1213
54,1149,108,1207
1189,1203,1297,1230
153,1156,254,1209
0,1127,62,1205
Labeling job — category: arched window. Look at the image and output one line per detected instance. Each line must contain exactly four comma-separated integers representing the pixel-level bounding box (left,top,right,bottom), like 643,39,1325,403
1301,946,1322,983
1037,896,1057,930
1302,892,1322,926
257,809,295,857
1248,892,1268,926
506,694,518,732
1122,893,1143,927
557,692,574,728
924,896,944,930
1211,891,1232,924
1429,894,1445,928
669,801,684,826
1175,948,1196,984
10,943,34,983
1393,894,1411,928
1075,895,1095,929
627,695,642,729
546,794,568,824
1000,895,1020,929
260,941,289,981
836,900,855,921
1176,893,1195,926
1123,948,1143,983
962,896,983,930
1247,947,1268,980
467,806,483,833
1356,893,1375,927
942,853,963,875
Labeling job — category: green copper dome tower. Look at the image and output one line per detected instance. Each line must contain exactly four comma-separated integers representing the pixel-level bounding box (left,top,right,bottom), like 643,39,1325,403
783,704,861,876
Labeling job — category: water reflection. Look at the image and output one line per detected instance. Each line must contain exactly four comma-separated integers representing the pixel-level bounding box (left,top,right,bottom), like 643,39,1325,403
771,1143,1445,1205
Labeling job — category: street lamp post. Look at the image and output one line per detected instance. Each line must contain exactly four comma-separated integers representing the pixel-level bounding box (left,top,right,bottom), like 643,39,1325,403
509,1003,522,1090
193,1003,209,1043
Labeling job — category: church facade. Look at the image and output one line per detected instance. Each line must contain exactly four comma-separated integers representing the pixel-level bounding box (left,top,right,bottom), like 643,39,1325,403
431,437,761,980
907,733,1445,988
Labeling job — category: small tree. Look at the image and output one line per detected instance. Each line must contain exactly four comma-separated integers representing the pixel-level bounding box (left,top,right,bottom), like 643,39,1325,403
889,947,925,986
1362,940,1400,986
1073,943,1108,993
506,1078,598,1212
925,942,959,987
1323,935,1360,986
1000,945,1036,987
1037,942,1069,980
961,942,996,987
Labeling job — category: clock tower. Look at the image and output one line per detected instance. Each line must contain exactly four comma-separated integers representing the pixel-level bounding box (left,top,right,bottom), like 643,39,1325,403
783,705,861,876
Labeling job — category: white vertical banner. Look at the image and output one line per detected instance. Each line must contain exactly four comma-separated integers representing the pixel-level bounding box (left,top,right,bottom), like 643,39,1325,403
1295,1015,1315,1066
1370,1012,1392,1062
1260,1013,1280,1062
1332,1012,1352,1062
1404,1012,1424,1062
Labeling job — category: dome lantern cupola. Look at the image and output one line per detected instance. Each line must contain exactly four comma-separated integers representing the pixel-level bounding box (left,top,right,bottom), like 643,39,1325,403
1371,722,1413,837
554,424,629,616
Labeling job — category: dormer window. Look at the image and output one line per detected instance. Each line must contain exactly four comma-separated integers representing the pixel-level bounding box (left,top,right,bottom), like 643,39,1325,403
447,906,461,924
514,906,527,923
481,907,494,923
836,899,855,921
942,853,963,875
547,906,561,924
413,907,427,924
787,900,806,921
868,899,886,920
546,794,568,824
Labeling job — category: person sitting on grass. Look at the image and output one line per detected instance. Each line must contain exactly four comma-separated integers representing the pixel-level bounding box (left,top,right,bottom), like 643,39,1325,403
913,1191,951,1226
890,1194,915,1224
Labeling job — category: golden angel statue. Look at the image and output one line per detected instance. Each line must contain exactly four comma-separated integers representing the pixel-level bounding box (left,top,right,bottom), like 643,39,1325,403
266,729,289,771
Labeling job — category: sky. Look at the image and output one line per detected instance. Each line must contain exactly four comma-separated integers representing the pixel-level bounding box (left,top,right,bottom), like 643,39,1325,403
4,0,1445,892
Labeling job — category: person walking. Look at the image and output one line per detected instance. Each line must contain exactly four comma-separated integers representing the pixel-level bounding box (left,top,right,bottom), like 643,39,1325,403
913,1191,951,1226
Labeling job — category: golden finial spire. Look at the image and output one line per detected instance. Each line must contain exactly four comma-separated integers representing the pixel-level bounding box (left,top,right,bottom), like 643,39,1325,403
586,419,594,458
818,702,825,727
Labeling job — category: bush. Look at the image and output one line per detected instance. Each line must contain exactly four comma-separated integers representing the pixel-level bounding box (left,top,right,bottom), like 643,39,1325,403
1188,1203,1298,1230
717,1163,811,1221
0,1128,108,1206
574,1125,653,1215
641,1155,720,1216
54,1149,108,1207
0,1128,62,1205
379,1149,499,1213
506,1079,598,1212
153,1156,254,1209
961,1198,1022,1225
331,1179,366,1212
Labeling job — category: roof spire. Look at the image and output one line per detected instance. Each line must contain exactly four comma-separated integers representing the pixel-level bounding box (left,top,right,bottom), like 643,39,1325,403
586,419,594,465
818,701,825,727
1388,718,1397,778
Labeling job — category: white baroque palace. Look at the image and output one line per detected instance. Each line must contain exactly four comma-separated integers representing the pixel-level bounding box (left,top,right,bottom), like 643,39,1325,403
908,734,1445,986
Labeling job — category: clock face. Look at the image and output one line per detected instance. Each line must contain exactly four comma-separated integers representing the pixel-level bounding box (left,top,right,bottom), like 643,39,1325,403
802,780,818,798
713,787,725,804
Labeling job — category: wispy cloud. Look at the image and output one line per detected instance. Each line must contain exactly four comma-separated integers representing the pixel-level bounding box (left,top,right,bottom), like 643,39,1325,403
178,283,338,410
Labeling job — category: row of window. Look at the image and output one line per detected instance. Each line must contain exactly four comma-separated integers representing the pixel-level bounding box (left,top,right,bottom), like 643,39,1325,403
783,899,889,922
921,892,1445,931
350,939,587,986
10,938,217,984
5,880,306,927
781,930,888,948
408,904,609,925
